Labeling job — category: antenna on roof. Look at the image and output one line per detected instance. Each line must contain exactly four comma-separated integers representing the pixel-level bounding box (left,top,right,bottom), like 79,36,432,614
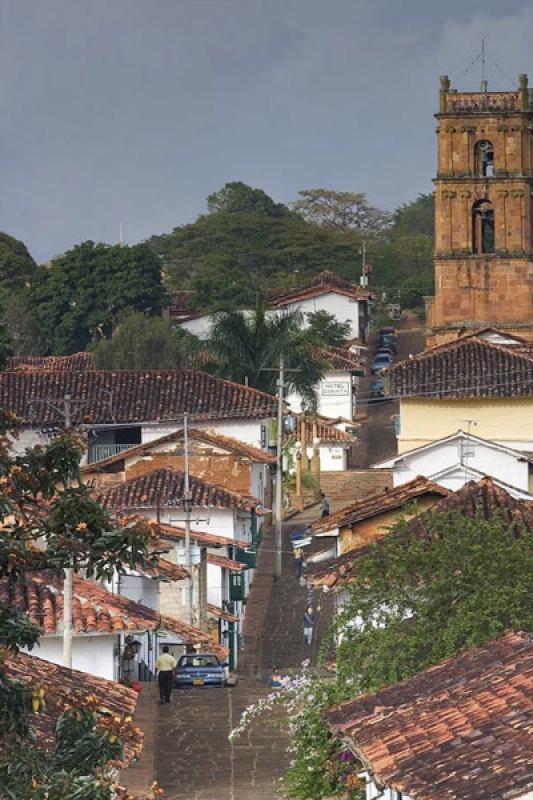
481,39,488,92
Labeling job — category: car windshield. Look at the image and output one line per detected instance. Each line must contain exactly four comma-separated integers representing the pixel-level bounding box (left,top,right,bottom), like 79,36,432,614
179,655,219,668
374,354,391,362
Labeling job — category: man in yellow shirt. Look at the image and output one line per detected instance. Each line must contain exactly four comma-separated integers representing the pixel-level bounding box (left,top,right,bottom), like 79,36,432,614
155,645,177,704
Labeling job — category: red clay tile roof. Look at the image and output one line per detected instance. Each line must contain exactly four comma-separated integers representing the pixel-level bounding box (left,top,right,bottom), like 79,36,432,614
207,553,246,571
4,651,141,765
1,571,216,648
7,352,95,372
325,631,533,800
0,368,277,425
311,477,450,535
308,477,533,589
81,427,276,473
286,415,356,444
158,523,249,550
207,603,239,623
386,328,533,399
268,270,373,307
97,467,259,511
314,346,364,372
134,555,189,582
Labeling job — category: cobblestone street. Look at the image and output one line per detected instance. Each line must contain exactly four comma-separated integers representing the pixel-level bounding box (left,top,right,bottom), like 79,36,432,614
155,518,314,799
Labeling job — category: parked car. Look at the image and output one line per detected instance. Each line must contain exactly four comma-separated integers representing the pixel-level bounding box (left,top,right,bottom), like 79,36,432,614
370,377,386,400
378,327,398,353
371,352,393,374
175,653,227,688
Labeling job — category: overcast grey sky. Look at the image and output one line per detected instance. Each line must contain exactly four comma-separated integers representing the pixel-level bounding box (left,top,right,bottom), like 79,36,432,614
1,0,532,262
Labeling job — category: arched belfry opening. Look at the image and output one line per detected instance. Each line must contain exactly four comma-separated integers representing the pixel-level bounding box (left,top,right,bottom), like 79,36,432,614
472,200,495,254
474,140,494,177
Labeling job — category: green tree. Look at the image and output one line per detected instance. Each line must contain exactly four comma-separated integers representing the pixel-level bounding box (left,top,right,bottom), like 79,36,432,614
372,193,435,306
291,188,392,234
205,304,329,404
0,418,157,799
29,241,167,355
149,183,365,291
306,310,351,348
0,232,37,292
92,311,195,370
206,181,290,217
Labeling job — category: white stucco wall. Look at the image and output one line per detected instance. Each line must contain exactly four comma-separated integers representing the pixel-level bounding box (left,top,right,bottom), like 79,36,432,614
141,418,269,452
26,635,116,680
314,443,348,471
384,436,530,494
270,292,360,339
287,370,356,422
178,313,214,339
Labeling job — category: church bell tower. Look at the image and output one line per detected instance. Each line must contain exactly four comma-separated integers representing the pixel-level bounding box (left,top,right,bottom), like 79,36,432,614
426,73,533,346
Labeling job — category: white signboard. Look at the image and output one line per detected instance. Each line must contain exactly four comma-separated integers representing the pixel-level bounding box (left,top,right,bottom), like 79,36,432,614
320,381,350,397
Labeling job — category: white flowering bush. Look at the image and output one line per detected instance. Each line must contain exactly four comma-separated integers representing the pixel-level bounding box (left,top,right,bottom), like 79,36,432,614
230,661,364,799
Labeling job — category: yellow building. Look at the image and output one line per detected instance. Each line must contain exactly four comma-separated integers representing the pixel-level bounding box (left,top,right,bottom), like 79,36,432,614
386,329,533,454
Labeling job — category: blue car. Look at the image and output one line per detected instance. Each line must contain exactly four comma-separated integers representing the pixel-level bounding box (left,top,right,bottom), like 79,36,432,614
175,653,227,688
371,352,393,374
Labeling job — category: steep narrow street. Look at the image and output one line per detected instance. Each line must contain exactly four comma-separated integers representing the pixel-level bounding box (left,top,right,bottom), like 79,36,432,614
153,325,427,799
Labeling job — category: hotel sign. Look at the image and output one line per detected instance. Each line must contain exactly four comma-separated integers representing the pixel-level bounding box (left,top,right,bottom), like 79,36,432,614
321,381,350,396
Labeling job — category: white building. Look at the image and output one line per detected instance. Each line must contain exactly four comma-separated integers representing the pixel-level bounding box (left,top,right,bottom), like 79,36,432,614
10,571,216,680
172,270,373,342
373,430,533,499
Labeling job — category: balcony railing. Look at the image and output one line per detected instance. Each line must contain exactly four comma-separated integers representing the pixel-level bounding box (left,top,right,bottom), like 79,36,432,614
88,443,139,464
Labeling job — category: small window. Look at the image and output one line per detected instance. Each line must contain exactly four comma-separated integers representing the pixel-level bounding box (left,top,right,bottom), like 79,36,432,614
472,200,495,254
474,140,494,177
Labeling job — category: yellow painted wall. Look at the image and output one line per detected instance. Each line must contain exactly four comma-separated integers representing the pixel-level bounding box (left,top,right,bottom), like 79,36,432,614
398,397,533,453
339,496,440,554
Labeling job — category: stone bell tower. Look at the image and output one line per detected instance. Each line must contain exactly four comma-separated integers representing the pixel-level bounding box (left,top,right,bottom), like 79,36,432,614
426,73,533,346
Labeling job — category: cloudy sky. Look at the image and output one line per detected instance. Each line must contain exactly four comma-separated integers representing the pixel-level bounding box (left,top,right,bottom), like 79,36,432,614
1,0,532,262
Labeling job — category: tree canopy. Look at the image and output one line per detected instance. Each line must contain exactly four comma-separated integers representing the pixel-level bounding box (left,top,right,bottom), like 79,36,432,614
0,232,37,293
204,304,330,405
29,241,167,355
0,417,159,799
91,311,195,370
291,188,392,234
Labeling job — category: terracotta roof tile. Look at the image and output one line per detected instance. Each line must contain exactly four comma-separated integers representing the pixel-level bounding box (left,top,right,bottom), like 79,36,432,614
268,270,373,307
1,571,216,648
134,555,189,582
81,427,276,473
313,346,364,372
0,368,277,425
387,329,533,399
311,477,450,535
325,632,533,800
7,352,94,372
308,478,533,589
158,522,249,550
207,603,239,623
97,466,259,511
207,553,247,571
4,652,140,765
287,415,356,444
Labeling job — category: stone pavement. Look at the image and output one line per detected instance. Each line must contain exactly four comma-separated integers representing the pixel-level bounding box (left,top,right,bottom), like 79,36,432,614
156,685,288,800
154,510,333,799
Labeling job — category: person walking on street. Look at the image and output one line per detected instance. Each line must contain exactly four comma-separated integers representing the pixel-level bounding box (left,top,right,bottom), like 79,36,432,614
294,547,304,578
304,606,314,646
156,645,177,704
320,492,330,519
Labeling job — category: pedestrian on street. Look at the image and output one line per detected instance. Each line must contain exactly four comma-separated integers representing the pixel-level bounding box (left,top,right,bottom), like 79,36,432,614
320,492,330,519
294,547,304,578
304,606,314,646
156,645,177,704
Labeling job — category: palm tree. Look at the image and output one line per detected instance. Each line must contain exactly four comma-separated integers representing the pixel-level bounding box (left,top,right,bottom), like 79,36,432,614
205,304,329,405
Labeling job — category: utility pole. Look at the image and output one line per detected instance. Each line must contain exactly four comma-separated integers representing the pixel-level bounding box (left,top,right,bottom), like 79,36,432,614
275,354,284,578
63,394,73,668
183,413,194,626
